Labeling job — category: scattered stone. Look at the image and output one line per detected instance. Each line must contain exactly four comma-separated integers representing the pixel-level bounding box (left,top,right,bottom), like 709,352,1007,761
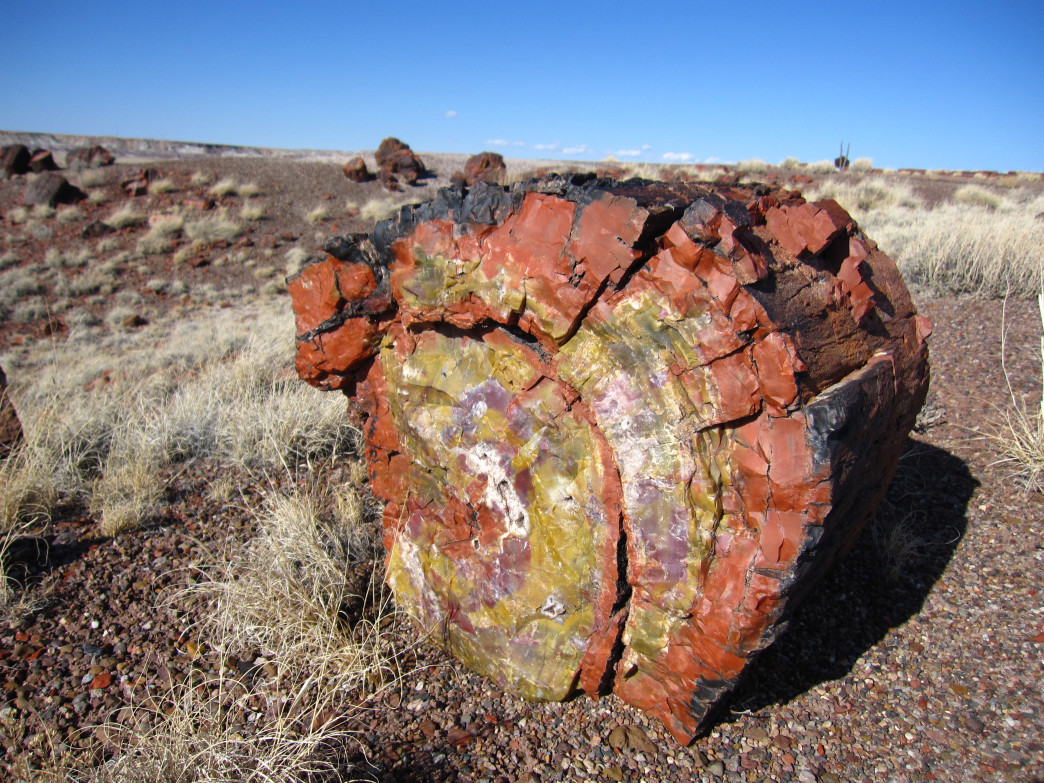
290,176,931,744
706,760,725,777
0,364,23,457
1,144,31,177
122,168,158,197
342,156,374,183
22,172,85,206
122,314,148,328
28,150,58,172
608,724,657,755
66,145,115,168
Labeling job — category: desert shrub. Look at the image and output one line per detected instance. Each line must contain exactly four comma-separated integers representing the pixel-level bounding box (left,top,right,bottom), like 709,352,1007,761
987,292,1044,491
779,157,802,169
148,177,177,195
88,189,110,205
238,181,262,197
2,303,356,538
0,251,19,270
850,157,874,172
32,204,55,220
56,206,84,224
104,203,147,229
208,177,238,197
137,215,184,256
185,212,243,244
73,168,109,189
240,201,265,221
284,247,309,277
0,268,42,305
953,184,1002,210
190,171,210,187
807,159,836,173
305,205,331,224
7,207,29,224
736,158,768,173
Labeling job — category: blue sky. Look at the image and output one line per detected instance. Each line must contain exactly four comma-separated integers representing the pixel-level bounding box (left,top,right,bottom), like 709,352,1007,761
2,1,1042,171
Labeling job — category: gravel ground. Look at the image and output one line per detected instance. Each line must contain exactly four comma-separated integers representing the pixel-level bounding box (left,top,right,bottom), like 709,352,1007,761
1,146,1042,782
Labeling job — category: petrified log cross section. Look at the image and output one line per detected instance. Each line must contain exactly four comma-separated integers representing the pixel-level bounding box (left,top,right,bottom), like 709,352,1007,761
289,176,930,743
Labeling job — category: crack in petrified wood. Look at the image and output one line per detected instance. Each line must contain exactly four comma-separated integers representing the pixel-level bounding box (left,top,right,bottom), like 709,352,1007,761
289,175,930,744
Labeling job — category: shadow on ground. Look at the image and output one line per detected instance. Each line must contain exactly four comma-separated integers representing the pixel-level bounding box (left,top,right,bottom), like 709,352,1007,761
723,438,976,720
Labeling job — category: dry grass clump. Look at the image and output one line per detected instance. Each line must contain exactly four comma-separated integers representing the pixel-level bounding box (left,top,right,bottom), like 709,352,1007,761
0,250,19,270
284,247,309,277
86,473,394,782
238,181,262,198
7,206,30,224
190,171,211,187
240,201,265,221
185,212,244,245
850,157,874,172
953,184,1002,210
208,177,239,198
148,177,177,195
88,189,110,205
32,204,56,220
1,303,356,538
137,214,184,256
305,205,331,224
806,175,1044,297
779,157,802,169
73,168,109,189
987,292,1044,492
56,206,84,224
104,202,147,229
807,159,836,174
736,158,768,173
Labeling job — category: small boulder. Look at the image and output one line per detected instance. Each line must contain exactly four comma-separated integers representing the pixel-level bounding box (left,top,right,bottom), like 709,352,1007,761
461,151,507,186
66,145,115,168
375,137,425,190
0,365,23,458
22,172,86,206
28,150,58,172
342,156,374,183
1,145,31,178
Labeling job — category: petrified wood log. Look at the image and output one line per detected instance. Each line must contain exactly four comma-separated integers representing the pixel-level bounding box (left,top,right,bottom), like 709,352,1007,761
289,175,930,743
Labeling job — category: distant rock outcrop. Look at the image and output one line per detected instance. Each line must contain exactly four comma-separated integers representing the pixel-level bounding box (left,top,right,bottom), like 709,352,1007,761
1,144,31,178
454,151,507,186
342,156,374,183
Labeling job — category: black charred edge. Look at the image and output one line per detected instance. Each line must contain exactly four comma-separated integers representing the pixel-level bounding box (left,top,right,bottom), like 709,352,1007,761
364,175,773,271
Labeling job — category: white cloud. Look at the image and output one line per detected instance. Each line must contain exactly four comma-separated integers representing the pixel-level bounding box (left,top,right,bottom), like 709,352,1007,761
511,140,526,147
532,142,559,151
641,144,651,150
486,139,510,146
562,144,588,155
704,156,722,164
615,149,642,157
663,152,694,162
444,110,457,118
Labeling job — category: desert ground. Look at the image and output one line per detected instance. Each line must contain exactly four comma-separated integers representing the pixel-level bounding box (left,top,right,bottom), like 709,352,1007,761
1,133,1042,782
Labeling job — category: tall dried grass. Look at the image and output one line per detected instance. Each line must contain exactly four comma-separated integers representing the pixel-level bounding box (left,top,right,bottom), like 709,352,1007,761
806,176,1044,297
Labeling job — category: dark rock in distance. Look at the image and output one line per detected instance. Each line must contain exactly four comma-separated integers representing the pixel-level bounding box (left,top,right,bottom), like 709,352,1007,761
22,172,85,206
